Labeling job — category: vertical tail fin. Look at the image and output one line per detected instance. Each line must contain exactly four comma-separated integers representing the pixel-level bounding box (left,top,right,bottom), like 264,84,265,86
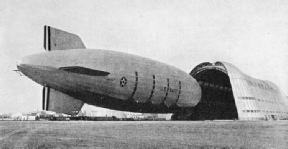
42,87,84,115
44,25,86,51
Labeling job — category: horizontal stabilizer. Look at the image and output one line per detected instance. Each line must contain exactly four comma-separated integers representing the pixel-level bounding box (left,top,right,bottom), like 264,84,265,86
44,25,86,51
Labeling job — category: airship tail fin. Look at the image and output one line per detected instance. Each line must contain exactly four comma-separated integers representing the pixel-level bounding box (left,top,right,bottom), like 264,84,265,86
42,87,84,115
44,25,86,51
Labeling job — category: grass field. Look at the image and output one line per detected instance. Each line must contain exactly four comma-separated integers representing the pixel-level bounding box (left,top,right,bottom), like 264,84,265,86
0,121,287,148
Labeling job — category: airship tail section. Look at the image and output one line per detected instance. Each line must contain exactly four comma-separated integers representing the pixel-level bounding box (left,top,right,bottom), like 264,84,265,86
44,25,86,51
42,87,84,115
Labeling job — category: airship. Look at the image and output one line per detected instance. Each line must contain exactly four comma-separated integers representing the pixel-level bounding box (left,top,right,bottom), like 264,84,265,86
17,26,202,118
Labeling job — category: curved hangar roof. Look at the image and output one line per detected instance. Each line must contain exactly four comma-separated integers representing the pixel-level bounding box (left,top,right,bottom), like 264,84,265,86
190,61,288,121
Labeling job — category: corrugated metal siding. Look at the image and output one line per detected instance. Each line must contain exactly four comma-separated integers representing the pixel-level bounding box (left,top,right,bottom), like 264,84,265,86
220,61,288,120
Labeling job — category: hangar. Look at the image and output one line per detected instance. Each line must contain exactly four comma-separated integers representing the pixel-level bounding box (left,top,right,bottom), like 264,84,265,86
188,61,288,121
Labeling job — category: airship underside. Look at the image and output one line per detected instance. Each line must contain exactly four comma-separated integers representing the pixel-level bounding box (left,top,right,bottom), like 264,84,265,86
17,26,201,115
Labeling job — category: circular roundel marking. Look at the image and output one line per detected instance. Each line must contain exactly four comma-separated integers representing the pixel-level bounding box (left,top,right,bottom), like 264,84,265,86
120,77,127,87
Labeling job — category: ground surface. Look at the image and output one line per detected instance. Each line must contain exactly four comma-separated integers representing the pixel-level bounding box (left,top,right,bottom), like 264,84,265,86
0,121,287,149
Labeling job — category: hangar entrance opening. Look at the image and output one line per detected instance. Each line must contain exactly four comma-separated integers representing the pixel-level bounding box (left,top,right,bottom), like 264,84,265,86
188,62,238,120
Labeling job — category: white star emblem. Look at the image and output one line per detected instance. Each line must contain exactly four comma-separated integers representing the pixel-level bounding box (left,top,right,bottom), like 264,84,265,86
120,77,127,87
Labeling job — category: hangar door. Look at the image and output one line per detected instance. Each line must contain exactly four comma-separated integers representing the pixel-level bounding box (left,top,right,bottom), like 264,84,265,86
189,62,238,120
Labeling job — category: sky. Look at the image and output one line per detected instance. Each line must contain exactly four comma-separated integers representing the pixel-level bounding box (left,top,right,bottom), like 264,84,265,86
0,0,287,113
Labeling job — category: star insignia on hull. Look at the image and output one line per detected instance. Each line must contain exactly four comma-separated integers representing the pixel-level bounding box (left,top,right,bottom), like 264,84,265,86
120,77,127,87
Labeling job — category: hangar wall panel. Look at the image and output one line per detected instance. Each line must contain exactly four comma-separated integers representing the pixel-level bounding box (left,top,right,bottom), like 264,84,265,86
220,62,288,120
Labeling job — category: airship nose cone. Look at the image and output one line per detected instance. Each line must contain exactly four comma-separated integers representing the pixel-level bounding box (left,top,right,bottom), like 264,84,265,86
16,52,60,86
17,51,52,69
17,56,34,76
17,55,36,71
16,52,53,77
16,58,31,67
16,57,30,70
16,59,22,68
